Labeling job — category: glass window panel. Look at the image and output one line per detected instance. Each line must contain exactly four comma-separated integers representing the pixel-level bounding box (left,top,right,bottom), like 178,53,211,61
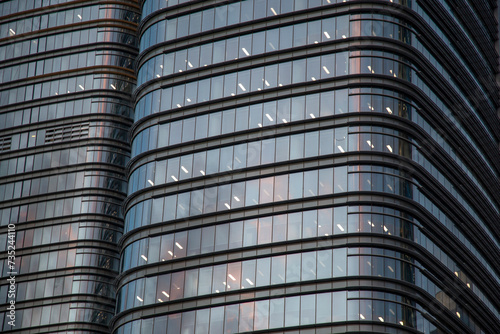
212,264,226,293
227,2,241,26
202,9,215,32
252,31,265,55
254,299,269,330
290,134,304,160
237,69,250,93
203,187,217,213
292,59,306,84
208,112,222,136
222,304,238,333
176,193,189,218
270,298,284,328
199,44,212,67
184,82,197,105
221,109,235,134
284,296,300,326
226,37,238,61
217,184,231,211
190,189,204,215
235,106,249,131
287,212,302,240
211,76,223,100
266,28,279,52
231,181,245,209
229,221,243,248
261,138,275,164
239,34,252,58
307,56,321,82
256,257,270,287
214,6,228,29
198,267,212,295
166,19,177,40
250,67,264,91
278,61,292,87
206,150,219,175
264,64,277,88
167,313,181,334
224,72,237,97
189,12,202,35
301,252,316,281
241,0,254,22
293,23,307,46
195,114,208,139
238,259,255,290
247,141,261,167
226,261,241,290
302,210,317,239
236,302,253,332
300,294,316,325
243,219,257,247
219,146,233,172
303,170,318,197
258,217,272,245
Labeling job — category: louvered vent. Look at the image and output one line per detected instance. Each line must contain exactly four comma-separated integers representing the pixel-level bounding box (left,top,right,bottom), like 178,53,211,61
0,136,11,152
45,123,89,143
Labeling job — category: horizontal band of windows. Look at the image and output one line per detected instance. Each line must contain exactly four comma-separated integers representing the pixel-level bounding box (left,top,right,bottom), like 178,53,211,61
124,163,500,287
134,51,498,181
0,27,137,62
2,122,129,154
0,221,122,252
119,204,498,318
128,122,499,251
0,4,139,40
0,247,119,279
0,97,133,131
0,274,116,305
0,50,135,84
0,170,126,202
0,73,135,106
138,0,404,52
137,12,495,117
0,0,140,18
113,290,446,334
129,127,409,193
136,15,350,87
0,145,130,178
0,301,114,331
116,247,485,332
0,195,123,227
124,165,419,233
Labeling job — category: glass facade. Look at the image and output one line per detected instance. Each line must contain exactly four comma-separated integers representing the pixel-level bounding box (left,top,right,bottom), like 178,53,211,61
116,0,500,333
1,0,499,333
0,0,139,332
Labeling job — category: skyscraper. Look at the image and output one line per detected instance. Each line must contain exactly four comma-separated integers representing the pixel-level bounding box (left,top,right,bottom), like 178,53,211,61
1,0,500,334
0,1,139,332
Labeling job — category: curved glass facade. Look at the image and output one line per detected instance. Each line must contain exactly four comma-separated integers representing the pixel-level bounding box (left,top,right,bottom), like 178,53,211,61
115,0,500,334
0,0,139,332
1,0,499,333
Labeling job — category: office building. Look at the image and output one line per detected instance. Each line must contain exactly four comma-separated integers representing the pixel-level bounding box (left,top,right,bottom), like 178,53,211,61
0,0,139,333
2,0,500,333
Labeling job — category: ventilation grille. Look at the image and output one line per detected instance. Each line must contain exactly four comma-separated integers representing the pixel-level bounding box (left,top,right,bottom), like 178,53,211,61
0,136,11,152
45,123,89,143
